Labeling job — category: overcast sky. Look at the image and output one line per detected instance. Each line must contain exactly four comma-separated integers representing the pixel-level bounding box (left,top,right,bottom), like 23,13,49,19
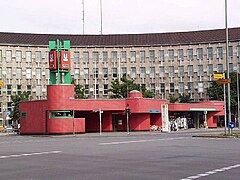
1,0,239,35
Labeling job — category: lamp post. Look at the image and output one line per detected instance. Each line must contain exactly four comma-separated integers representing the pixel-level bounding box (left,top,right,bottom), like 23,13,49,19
93,109,103,135
126,104,130,135
225,0,231,134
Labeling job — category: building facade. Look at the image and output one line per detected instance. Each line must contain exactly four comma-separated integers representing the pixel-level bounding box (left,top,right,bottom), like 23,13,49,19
0,27,240,126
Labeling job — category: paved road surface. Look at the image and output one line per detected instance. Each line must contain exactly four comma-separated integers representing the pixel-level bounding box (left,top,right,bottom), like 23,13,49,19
0,129,239,180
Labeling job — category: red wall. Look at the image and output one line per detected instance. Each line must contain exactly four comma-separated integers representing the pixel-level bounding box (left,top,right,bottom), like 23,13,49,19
47,118,85,134
20,101,48,134
130,113,150,131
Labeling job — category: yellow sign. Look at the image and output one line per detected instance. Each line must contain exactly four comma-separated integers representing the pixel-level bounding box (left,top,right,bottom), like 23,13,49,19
217,78,231,84
0,82,4,86
213,73,224,79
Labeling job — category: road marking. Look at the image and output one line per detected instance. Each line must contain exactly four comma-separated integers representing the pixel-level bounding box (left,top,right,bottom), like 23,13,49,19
179,164,240,180
0,151,61,159
99,137,188,145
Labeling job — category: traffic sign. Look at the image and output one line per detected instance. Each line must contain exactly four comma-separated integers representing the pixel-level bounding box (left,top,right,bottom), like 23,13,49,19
0,82,4,86
228,121,235,129
213,73,224,79
216,78,231,84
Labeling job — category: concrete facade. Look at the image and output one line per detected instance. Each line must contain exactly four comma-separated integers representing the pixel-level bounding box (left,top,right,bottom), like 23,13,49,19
0,28,240,126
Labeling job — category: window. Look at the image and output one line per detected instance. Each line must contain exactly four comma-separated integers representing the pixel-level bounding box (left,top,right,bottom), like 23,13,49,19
150,83,155,93
121,67,127,77
45,51,49,63
179,82,184,94
169,66,174,77
178,49,183,60
228,46,233,57
103,84,108,95
188,82,194,93
207,47,213,59
140,51,145,62
217,47,223,59
159,50,164,62
45,69,50,79
103,68,108,78
95,84,99,95
197,48,203,59
74,68,80,79
7,85,12,95
83,51,89,63
150,67,155,78
208,64,213,76
6,67,12,79
84,68,89,79
168,50,174,61
102,51,108,62
26,68,32,79
74,51,80,63
217,64,223,73
187,49,193,60
198,65,203,76
111,51,117,62
229,63,233,73
36,85,42,96
36,68,42,79
6,50,12,62
26,51,32,62
93,68,99,78
121,51,126,62
160,83,165,93
0,67,2,78
85,85,89,95
178,66,184,77
130,51,136,62
170,83,174,93
27,85,31,95
93,51,99,63
17,85,22,95
16,50,22,62
0,50,2,62
35,51,41,62
149,50,155,61
188,65,193,76
237,45,240,57
112,68,117,78
131,67,136,79
140,67,146,78
159,66,165,77
198,82,203,93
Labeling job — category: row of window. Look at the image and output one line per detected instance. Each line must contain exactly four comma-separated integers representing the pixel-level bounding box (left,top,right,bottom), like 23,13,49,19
0,81,205,97
0,63,238,81
1,45,240,64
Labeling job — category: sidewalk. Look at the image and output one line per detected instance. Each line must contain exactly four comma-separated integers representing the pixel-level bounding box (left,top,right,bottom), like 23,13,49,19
1,128,239,138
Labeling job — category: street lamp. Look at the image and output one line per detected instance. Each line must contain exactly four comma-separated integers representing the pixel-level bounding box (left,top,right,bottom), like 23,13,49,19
126,104,131,135
225,0,231,134
93,109,103,135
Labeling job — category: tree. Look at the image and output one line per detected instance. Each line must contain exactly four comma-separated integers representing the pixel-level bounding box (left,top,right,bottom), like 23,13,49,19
169,95,179,103
109,76,154,98
207,72,240,115
10,91,30,125
71,79,86,99
179,94,191,103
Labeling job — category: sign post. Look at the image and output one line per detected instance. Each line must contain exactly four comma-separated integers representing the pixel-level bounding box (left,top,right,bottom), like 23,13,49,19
161,104,169,132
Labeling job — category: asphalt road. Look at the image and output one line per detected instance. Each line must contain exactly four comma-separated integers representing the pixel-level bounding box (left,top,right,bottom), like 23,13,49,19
0,129,239,180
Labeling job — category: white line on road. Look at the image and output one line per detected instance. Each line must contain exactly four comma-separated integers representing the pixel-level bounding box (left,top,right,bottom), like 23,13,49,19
99,137,189,145
179,164,240,180
0,151,61,159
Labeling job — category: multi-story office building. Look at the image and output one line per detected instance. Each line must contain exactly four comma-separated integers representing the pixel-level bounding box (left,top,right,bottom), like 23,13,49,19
0,27,240,125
